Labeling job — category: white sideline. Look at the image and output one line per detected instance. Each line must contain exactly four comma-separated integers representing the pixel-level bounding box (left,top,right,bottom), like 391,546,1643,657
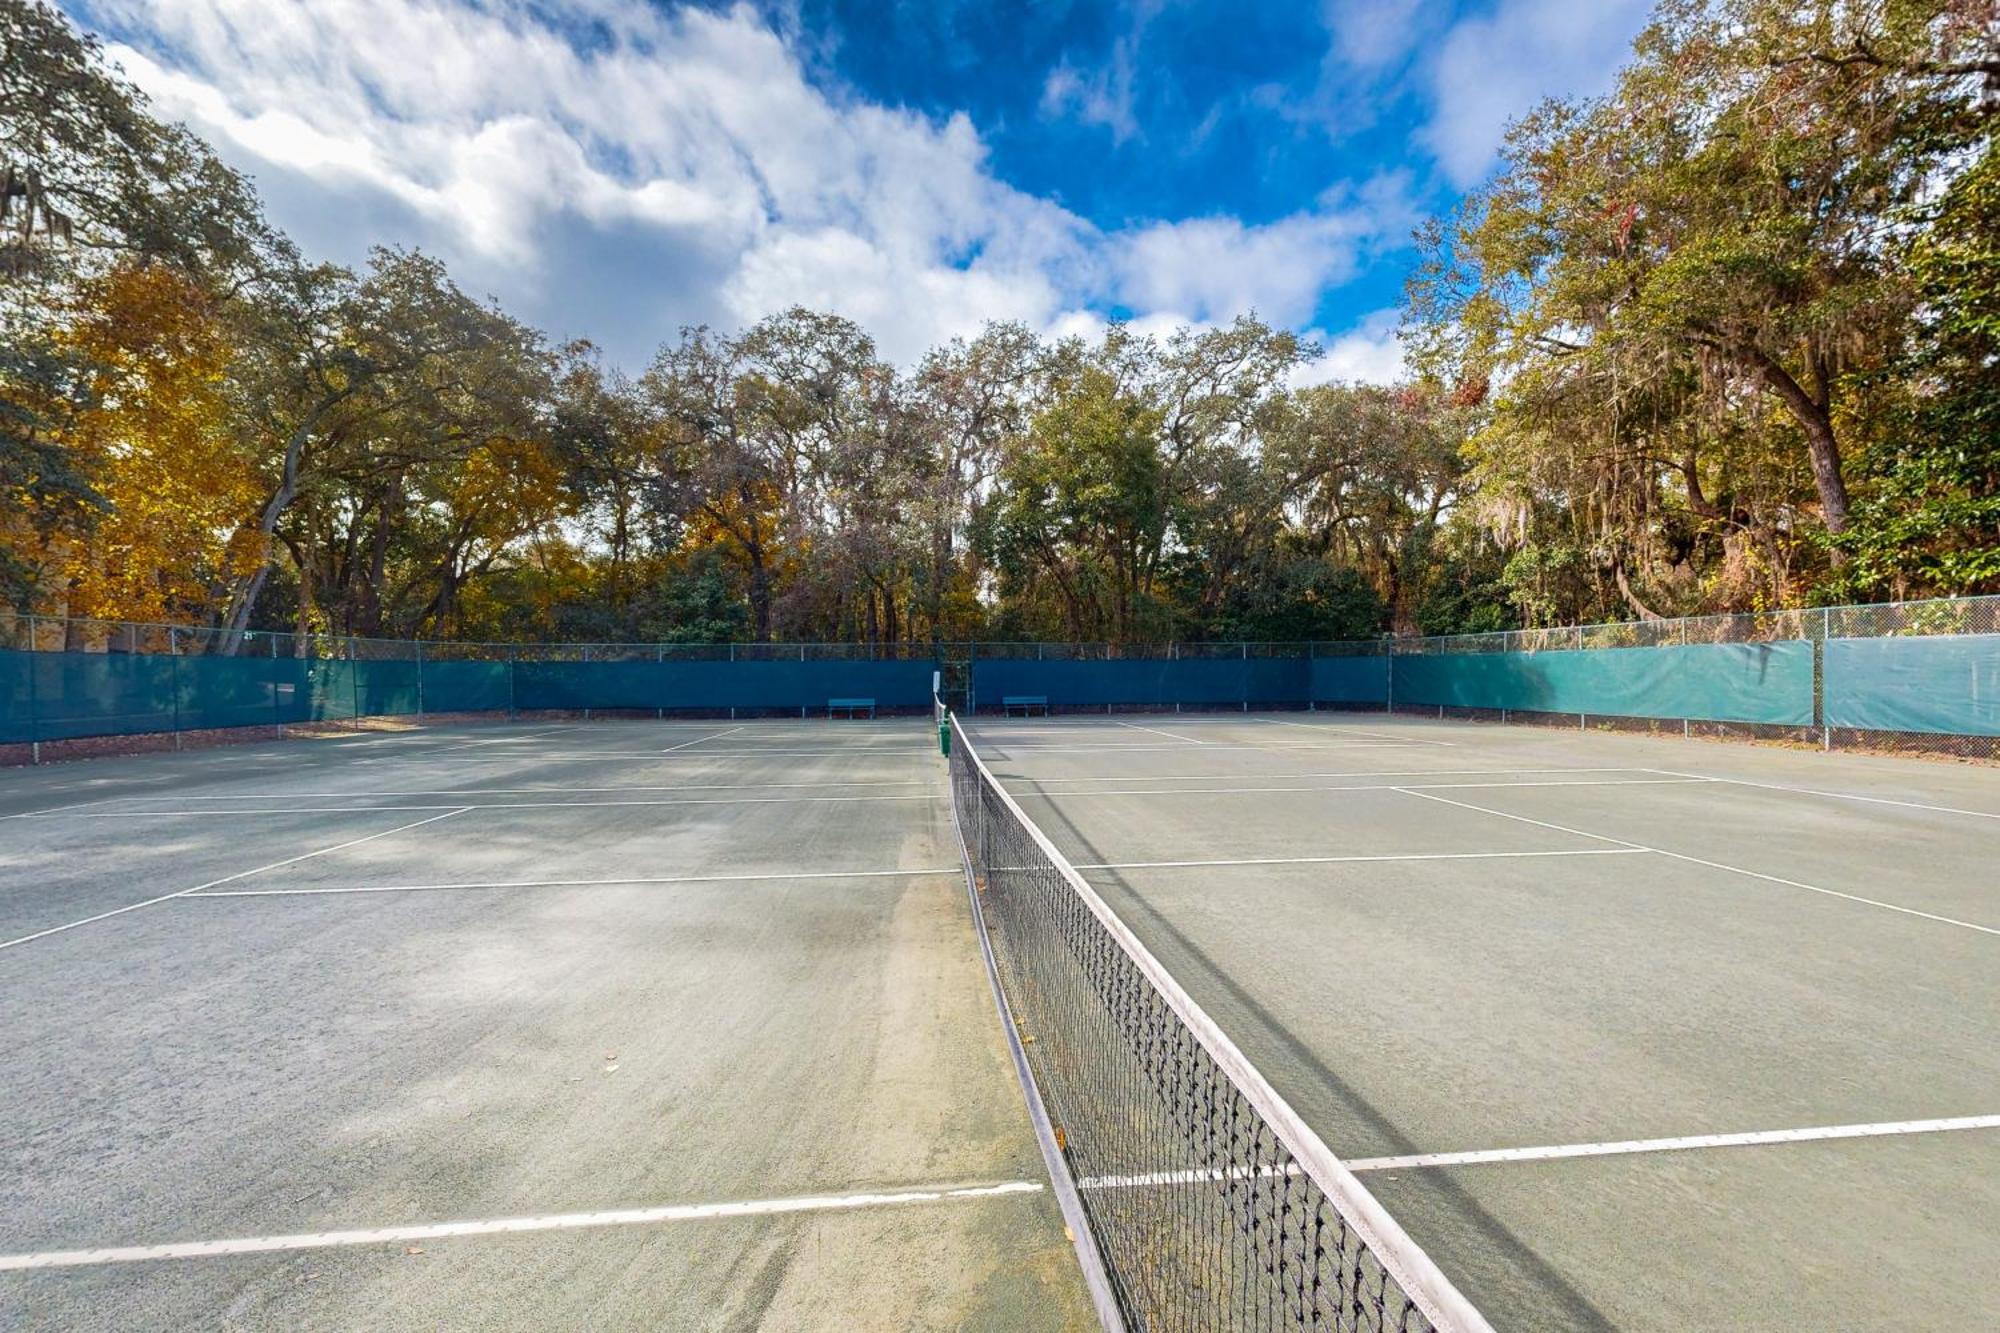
0,809,469,952
0,1180,1045,1272
21,793,948,817
1075,848,1649,871
1343,1114,2000,1173
187,867,961,897
660,725,745,752
1395,788,2000,938
1074,1115,2000,1191
1641,769,2000,822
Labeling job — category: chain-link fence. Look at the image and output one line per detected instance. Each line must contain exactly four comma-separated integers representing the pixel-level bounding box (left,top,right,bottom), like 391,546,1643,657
3,595,1995,761
1385,595,2000,761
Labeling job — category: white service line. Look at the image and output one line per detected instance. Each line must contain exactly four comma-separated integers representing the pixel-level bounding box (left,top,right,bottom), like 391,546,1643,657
1251,717,1457,747
0,796,130,821
1074,1115,2000,1191
0,1180,1044,1272
1036,777,1712,800
661,725,745,753
27,793,949,817
1023,766,1648,787
1641,769,2000,823
1075,848,1649,871
438,726,577,750
1112,720,1207,745
1344,1114,2000,1173
1395,788,2000,939
985,742,1439,755
0,809,470,953
188,866,962,897
365,748,935,761
95,779,933,800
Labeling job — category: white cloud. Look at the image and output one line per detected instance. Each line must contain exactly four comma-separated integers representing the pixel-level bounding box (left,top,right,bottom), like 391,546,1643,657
1040,54,1139,145
75,0,1389,366
1292,308,1405,386
1421,0,1653,186
1322,0,1424,71
1113,212,1366,328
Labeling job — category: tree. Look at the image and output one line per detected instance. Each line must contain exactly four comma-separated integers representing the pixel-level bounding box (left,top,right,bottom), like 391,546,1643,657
215,248,548,646
978,362,1169,641
1408,0,1995,615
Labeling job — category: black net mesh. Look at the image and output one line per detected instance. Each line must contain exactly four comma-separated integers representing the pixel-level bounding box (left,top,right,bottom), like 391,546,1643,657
949,718,1485,1333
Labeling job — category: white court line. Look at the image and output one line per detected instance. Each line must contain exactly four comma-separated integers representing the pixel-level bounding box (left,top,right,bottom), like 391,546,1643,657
438,726,576,750
1074,848,1649,871
20,792,949,817
1343,1114,2000,1173
1074,1116,2000,1191
982,742,1441,755
1396,788,2000,939
1642,768,2000,823
1252,717,1457,747
350,748,935,761
0,1180,1044,1272
0,796,129,821
188,867,961,897
1037,777,1712,800
0,809,470,953
97,779,933,800
1023,766,1647,787
1113,720,1207,745
661,725,745,753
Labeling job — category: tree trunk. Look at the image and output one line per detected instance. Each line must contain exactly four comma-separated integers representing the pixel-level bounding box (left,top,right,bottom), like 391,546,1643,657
217,395,346,653
1740,346,1851,534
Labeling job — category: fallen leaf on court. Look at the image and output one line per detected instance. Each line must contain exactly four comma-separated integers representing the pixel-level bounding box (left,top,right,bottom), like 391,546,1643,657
604,1063,620,1074
405,1247,424,1256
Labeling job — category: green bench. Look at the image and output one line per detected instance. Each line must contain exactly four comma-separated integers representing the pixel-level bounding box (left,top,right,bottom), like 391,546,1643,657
1002,695,1049,717
827,697,876,719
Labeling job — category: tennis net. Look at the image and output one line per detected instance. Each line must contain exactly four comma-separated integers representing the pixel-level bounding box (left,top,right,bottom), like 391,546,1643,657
946,712,1492,1333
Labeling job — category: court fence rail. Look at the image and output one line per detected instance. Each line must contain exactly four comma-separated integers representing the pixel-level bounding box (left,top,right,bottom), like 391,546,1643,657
2,593,1995,761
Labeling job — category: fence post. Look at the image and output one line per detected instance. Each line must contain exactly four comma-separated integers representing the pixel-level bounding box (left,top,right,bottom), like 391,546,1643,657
656,644,664,720
1821,606,1832,751
583,643,592,721
26,616,41,764
416,639,426,723
170,627,182,750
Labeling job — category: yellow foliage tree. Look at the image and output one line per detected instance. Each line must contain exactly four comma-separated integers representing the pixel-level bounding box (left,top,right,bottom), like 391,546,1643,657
52,263,264,624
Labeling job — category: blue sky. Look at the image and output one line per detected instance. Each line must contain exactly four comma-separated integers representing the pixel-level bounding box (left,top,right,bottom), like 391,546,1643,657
68,0,1653,377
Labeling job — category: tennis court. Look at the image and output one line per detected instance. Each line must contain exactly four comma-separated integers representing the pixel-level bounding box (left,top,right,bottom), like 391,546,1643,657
955,711,1999,1331
3,710,1996,1331
0,720,1094,1330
